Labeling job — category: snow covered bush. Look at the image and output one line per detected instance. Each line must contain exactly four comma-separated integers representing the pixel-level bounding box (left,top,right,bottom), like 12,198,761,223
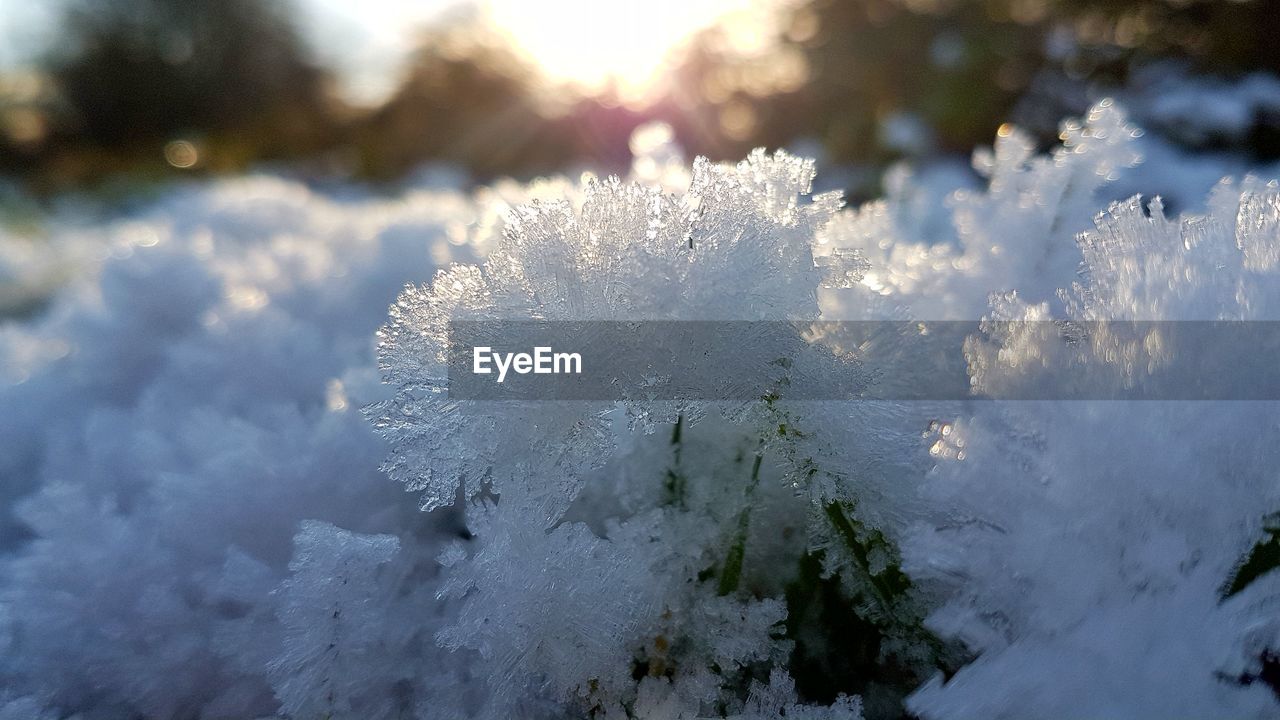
0,176,533,718
901,181,1280,719
2,95,1280,720
370,141,952,718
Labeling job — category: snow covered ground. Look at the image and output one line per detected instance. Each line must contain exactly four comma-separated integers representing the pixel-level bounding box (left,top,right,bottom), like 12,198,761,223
3,78,1280,719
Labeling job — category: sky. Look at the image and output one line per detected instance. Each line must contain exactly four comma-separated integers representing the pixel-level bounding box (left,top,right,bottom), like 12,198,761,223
0,1,61,73
305,0,774,105
300,0,463,105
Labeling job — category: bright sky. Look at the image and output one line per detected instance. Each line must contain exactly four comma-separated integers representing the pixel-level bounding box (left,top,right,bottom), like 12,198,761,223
483,0,762,104
302,0,465,105
0,1,60,71
0,0,772,106
307,0,769,106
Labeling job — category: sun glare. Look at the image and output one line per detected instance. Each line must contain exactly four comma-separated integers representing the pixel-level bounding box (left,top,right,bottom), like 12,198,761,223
484,0,764,104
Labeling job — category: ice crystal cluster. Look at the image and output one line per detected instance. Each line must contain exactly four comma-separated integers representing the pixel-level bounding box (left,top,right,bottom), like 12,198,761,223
372,144,896,718
374,148,862,519
2,87,1280,720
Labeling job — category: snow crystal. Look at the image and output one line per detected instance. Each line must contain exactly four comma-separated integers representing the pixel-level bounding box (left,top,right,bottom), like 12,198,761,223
3,98,1280,720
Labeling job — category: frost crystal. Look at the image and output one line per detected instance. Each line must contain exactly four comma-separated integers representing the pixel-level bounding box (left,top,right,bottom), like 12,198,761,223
372,148,859,517
905,138,1280,718
372,143,918,718
5,96,1280,720
269,522,401,719
824,101,1142,319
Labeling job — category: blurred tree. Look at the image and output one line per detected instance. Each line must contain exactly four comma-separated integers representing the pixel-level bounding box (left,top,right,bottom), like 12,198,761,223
7,0,1280,195
355,22,560,180
43,0,338,173
1048,0,1280,74
665,0,1280,193
356,16,655,182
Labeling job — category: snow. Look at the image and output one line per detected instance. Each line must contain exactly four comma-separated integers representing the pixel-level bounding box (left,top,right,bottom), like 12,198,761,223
2,93,1280,720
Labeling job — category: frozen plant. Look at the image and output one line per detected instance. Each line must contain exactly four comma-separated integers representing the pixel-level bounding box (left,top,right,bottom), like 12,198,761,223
373,147,863,516
0,173,520,720
822,101,1143,320
372,137,951,718
3,93,1280,720
903,164,1280,718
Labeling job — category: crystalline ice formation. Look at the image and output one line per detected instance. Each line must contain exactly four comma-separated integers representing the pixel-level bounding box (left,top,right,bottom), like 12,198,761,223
5,95,1280,720
269,521,401,718
904,157,1280,719
372,148,862,519
434,498,668,717
370,145,891,719
823,101,1143,320
0,173,512,720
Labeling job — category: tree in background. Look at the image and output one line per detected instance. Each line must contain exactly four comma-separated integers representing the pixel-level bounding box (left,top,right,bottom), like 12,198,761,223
22,0,339,182
6,0,1280,194
353,19,570,181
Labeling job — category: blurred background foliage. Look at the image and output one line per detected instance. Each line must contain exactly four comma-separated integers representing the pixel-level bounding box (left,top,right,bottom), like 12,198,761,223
1,0,1278,200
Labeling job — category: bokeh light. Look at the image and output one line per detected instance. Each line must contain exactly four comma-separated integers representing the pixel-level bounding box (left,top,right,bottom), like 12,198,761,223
163,139,199,169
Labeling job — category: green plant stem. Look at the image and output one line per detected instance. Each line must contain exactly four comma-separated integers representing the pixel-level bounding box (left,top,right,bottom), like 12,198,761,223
664,415,687,509
718,448,764,596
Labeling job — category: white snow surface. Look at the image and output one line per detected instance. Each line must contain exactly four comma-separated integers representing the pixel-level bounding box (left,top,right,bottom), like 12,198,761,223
2,93,1280,720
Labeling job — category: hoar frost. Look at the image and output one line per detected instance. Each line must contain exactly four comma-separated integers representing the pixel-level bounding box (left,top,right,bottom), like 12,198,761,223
1,96,1280,720
373,147,865,517
371,145,932,718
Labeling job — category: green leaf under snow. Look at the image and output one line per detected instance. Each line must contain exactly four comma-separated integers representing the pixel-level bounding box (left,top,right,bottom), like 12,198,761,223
1221,513,1280,600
